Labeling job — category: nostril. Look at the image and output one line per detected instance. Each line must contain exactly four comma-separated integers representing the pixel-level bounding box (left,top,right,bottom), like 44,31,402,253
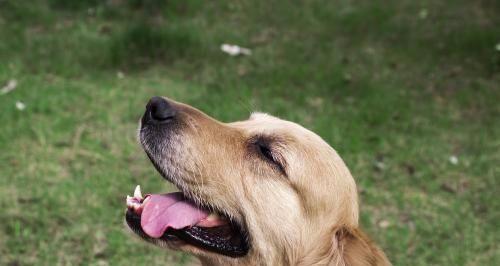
147,96,176,122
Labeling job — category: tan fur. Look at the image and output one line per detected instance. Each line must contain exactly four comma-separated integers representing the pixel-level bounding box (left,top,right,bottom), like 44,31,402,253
140,99,391,266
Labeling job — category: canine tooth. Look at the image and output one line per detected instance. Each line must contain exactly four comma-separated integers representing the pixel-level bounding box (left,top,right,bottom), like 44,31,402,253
134,185,142,199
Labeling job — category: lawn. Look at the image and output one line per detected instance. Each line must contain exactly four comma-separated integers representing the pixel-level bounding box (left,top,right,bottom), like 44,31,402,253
0,1,499,265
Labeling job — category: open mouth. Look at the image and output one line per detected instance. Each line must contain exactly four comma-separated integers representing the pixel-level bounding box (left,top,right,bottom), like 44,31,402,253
125,185,249,257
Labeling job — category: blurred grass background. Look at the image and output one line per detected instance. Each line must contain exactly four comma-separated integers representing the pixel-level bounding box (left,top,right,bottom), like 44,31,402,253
0,0,499,265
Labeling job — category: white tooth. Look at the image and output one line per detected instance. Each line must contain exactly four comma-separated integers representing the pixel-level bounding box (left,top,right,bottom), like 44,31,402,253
134,185,142,199
126,195,132,206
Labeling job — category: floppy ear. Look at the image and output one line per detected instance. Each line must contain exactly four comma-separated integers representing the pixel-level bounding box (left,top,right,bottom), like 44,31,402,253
335,227,391,266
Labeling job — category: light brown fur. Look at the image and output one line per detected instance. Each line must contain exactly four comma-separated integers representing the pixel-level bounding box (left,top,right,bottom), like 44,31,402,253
139,98,391,266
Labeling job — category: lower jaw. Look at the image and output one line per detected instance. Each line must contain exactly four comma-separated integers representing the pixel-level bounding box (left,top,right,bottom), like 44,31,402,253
125,210,249,257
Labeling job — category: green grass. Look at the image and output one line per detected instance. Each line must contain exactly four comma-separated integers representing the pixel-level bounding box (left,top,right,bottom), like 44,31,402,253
0,1,499,265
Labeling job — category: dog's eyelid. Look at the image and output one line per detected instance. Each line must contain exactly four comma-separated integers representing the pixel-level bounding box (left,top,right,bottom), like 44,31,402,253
250,136,288,177
258,143,273,160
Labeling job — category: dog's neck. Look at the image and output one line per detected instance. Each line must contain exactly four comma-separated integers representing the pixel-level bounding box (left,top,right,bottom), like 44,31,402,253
197,227,390,266
296,227,391,266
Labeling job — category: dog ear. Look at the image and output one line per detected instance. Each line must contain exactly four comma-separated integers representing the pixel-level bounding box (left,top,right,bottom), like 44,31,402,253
335,227,391,266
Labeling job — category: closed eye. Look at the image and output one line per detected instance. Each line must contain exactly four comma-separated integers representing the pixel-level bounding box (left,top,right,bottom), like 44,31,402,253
253,138,287,177
258,143,274,162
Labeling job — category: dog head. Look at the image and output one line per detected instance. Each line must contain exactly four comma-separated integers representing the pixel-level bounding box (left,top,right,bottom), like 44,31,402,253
125,97,361,265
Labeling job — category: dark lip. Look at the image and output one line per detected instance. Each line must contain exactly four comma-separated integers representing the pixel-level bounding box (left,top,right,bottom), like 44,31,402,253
125,209,249,257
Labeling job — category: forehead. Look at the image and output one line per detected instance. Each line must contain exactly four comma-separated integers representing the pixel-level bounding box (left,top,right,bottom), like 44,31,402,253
229,113,325,145
230,113,299,133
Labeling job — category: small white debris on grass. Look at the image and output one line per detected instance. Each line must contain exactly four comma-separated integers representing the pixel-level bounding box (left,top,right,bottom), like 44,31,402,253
496,43,500,52
374,161,386,171
117,71,125,79
87,8,96,16
418,9,428,19
449,155,458,165
378,220,391,228
1,79,17,95
220,44,252,56
15,101,26,111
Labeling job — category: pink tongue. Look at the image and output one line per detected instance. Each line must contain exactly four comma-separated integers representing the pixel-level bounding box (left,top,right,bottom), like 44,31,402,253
140,192,209,238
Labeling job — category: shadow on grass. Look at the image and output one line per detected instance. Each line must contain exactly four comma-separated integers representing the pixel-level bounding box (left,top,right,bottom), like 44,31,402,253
0,0,204,74
108,21,201,69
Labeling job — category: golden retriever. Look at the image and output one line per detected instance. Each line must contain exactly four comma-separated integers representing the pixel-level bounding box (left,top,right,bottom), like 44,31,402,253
125,97,391,266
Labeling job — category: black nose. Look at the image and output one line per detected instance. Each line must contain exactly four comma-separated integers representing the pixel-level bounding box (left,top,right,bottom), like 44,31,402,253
144,96,176,123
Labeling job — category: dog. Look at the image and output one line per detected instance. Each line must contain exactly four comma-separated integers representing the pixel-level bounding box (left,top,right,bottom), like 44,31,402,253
125,97,391,265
